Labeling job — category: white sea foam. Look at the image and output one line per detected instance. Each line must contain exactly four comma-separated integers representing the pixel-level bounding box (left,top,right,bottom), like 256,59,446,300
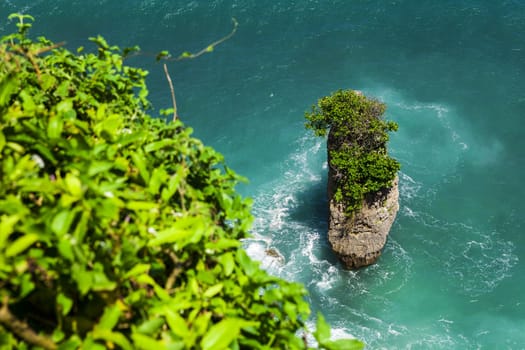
315,265,339,291
408,210,518,297
246,134,327,276
402,206,417,218
303,319,361,349
243,239,286,274
398,172,422,200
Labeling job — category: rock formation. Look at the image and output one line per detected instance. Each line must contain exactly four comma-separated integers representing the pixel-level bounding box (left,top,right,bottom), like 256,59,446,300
327,172,399,269
305,89,400,269
326,127,399,270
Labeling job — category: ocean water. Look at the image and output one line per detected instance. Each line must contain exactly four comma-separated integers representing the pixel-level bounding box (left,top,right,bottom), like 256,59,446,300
2,1,524,348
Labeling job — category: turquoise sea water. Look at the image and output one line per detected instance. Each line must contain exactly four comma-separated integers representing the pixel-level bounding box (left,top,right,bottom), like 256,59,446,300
2,1,524,348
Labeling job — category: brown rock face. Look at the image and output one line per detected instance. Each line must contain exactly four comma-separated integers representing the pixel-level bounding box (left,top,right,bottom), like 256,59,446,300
327,169,399,269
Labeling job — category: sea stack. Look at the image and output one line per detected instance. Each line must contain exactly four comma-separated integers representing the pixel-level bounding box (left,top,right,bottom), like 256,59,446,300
327,148,400,269
305,89,400,269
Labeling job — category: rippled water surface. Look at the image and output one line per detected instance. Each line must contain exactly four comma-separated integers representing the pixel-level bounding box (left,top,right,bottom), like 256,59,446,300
2,1,524,348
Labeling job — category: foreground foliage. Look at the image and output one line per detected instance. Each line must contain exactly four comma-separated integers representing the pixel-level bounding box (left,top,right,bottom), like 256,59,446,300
0,15,363,350
305,90,400,213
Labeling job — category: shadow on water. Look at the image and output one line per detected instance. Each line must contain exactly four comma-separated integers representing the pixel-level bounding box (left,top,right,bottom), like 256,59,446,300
287,174,341,266
288,177,328,229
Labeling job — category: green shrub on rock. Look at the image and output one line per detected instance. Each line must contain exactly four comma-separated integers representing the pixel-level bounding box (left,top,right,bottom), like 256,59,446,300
0,14,363,350
305,90,400,213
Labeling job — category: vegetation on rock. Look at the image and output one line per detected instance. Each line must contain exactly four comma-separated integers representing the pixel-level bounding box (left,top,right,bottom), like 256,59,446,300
0,15,363,349
305,90,400,213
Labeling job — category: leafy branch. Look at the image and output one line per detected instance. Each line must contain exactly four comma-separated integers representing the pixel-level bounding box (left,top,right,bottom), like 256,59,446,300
1,14,363,350
0,297,57,350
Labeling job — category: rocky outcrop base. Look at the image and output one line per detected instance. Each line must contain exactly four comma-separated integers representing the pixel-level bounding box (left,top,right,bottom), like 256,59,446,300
327,176,399,269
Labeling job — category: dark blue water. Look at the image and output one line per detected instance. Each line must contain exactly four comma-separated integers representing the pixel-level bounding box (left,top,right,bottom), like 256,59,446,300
2,1,524,348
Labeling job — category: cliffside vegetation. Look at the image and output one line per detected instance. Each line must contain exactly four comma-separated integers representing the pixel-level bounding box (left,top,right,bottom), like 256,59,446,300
0,15,363,349
305,90,400,213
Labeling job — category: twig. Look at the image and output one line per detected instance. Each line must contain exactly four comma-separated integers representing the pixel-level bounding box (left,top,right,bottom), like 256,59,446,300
170,18,238,61
8,42,65,83
163,63,178,122
132,18,239,123
0,296,57,350
125,17,238,62
165,252,183,291
33,42,66,55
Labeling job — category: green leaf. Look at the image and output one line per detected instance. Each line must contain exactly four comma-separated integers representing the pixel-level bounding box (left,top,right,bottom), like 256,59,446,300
136,274,170,301
144,139,175,153
40,73,57,92
131,333,162,350
57,239,75,261
51,210,76,237
57,292,74,315
57,336,82,350
33,143,58,165
155,50,170,61
123,45,140,58
0,215,20,248
0,130,5,152
72,264,92,295
147,226,193,247
123,263,150,278
136,318,164,335
218,253,235,276
5,233,39,257
96,114,122,140
322,339,365,350
164,308,190,337
283,302,297,322
161,166,185,202
20,273,35,298
219,192,233,210
82,336,107,350
64,173,83,198
91,268,117,292
205,239,241,251
92,329,133,350
47,114,64,139
126,201,158,211
89,35,110,49
0,75,18,107
19,89,36,112
200,319,242,350
203,283,223,298
52,329,66,343
8,13,34,22
73,210,90,243
6,141,25,154
236,250,258,277
131,151,150,183
56,99,76,119
148,167,166,195
88,161,113,176
97,305,121,331
315,313,331,344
